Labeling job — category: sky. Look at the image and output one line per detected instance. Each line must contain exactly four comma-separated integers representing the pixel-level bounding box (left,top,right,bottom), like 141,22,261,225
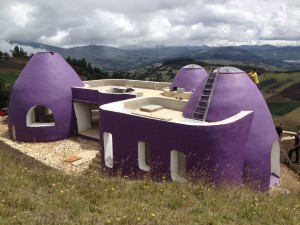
1,0,300,52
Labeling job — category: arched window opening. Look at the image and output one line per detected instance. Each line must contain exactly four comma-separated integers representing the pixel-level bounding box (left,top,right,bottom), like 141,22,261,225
26,105,55,127
271,140,280,177
104,132,113,168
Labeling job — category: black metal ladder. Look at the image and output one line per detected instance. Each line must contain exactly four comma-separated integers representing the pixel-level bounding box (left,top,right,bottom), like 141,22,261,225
192,67,220,121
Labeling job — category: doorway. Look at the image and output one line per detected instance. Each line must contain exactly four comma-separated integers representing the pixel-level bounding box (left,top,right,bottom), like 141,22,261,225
73,102,99,140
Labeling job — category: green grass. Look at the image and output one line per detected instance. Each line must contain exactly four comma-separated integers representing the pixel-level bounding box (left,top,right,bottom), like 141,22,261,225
267,102,300,116
1,144,300,225
0,72,18,84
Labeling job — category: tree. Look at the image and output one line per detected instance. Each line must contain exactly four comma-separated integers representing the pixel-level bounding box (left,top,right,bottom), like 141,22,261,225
10,45,28,58
87,63,93,74
11,45,20,57
3,53,9,63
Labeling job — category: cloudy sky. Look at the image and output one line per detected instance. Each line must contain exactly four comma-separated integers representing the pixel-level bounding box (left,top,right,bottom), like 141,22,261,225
1,0,300,51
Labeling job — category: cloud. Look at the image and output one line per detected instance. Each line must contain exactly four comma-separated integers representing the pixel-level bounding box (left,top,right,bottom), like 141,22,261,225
0,0,300,48
0,40,46,55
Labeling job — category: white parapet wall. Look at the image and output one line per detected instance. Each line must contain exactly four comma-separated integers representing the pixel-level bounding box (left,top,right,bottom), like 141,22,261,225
83,79,171,90
123,97,187,111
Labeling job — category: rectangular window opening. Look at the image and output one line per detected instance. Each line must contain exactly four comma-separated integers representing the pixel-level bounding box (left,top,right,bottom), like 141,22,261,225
138,141,151,171
171,150,186,182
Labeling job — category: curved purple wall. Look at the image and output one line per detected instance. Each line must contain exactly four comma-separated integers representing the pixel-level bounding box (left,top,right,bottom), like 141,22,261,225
8,52,84,142
184,67,278,191
100,108,253,185
170,64,208,92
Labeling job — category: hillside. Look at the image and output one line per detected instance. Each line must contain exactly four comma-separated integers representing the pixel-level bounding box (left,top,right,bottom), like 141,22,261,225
239,45,300,61
9,41,300,71
0,57,28,74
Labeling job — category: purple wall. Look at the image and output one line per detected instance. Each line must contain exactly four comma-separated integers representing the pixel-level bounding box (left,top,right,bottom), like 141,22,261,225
72,87,136,106
8,52,84,142
72,88,99,104
98,92,136,106
100,109,253,185
170,64,208,92
183,67,278,191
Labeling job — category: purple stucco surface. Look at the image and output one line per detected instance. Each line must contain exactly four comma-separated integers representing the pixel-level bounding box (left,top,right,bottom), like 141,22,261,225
8,52,84,142
100,109,253,185
184,68,278,191
72,87,137,106
170,64,208,92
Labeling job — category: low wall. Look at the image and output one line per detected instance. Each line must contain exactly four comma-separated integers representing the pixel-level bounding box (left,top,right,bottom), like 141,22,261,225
123,97,187,111
83,79,171,90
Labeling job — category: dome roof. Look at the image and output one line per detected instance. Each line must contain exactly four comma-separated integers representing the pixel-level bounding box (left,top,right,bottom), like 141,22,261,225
8,52,84,142
170,64,208,92
213,66,244,74
184,66,278,191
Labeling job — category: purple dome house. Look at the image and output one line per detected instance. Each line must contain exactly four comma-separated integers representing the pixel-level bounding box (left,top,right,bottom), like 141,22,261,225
8,52,84,142
184,67,280,191
169,64,208,92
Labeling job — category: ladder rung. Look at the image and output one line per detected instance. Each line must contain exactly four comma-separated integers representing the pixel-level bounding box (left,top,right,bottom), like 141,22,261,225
193,112,204,115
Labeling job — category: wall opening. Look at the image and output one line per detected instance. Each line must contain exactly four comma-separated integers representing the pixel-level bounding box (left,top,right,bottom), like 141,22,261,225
171,150,186,182
73,102,99,140
138,141,151,171
103,132,113,168
271,140,280,177
26,105,55,127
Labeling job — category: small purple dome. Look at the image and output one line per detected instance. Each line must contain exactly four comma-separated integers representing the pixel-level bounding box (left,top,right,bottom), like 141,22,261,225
8,52,84,142
184,66,278,191
170,64,208,92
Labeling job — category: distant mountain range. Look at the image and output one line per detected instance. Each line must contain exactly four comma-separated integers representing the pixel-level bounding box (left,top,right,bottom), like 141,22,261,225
8,40,300,71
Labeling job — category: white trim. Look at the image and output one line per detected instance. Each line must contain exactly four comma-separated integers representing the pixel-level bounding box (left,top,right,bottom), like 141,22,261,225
27,122,55,127
100,97,253,126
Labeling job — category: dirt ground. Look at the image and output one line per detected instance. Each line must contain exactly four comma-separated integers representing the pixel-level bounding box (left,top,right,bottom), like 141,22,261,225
0,116,299,193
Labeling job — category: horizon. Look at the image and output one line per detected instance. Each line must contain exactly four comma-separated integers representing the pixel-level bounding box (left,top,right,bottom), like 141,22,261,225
1,40,300,56
1,0,300,53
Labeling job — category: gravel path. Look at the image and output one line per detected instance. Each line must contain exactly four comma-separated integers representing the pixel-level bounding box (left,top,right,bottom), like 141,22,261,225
0,117,99,174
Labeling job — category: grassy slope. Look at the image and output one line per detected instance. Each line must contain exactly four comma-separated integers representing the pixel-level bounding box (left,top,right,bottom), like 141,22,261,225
1,143,300,225
0,57,27,85
259,71,300,131
259,71,300,99
0,71,18,84
273,107,300,131
0,57,28,73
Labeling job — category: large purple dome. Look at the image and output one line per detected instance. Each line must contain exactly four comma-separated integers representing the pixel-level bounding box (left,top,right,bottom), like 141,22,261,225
184,66,279,191
170,64,208,92
8,52,84,142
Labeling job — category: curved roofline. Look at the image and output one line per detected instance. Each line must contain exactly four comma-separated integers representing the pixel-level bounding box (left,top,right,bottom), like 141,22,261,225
182,64,203,69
